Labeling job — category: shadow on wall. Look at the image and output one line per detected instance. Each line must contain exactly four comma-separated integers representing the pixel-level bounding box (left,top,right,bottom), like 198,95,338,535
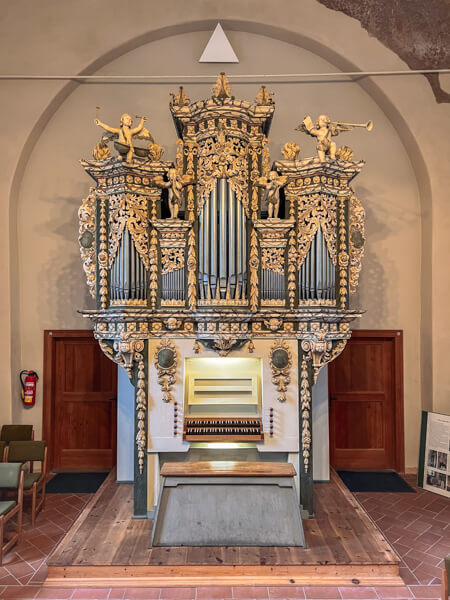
36,188,96,327
352,184,390,328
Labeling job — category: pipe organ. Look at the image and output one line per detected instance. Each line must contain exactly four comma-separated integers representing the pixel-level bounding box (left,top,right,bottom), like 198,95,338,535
78,73,368,520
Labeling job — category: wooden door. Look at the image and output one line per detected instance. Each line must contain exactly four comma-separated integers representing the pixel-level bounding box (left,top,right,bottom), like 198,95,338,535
44,330,117,471
328,330,404,471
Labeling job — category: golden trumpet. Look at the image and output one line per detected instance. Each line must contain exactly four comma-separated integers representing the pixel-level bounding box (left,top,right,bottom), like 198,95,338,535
334,120,373,131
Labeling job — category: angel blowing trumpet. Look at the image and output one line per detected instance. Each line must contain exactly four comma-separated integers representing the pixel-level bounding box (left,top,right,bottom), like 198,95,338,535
296,114,373,162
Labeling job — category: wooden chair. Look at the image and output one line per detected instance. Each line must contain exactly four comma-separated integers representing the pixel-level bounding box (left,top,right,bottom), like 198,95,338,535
0,463,23,565
443,555,449,600
6,441,47,526
0,425,33,444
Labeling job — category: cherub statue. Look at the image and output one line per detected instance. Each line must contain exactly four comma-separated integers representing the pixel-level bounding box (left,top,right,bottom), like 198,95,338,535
95,113,150,163
257,171,288,219
296,114,349,162
152,168,195,219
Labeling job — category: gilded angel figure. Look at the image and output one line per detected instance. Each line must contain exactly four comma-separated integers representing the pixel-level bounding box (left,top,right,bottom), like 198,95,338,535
152,168,195,219
296,114,349,162
256,171,288,219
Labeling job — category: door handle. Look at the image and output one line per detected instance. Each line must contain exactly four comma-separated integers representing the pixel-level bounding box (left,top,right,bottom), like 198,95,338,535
329,396,336,406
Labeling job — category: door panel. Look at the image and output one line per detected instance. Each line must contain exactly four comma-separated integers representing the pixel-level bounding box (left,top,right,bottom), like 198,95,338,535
44,331,117,471
328,331,402,470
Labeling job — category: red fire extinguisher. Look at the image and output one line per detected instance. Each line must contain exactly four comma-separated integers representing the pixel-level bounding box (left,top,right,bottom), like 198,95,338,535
20,371,39,407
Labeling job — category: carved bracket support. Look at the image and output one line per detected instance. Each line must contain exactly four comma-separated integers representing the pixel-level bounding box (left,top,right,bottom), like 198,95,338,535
199,336,248,357
269,341,292,403
98,338,147,474
154,339,178,403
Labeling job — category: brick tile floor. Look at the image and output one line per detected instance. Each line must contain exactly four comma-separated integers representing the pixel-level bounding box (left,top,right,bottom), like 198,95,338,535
0,475,447,599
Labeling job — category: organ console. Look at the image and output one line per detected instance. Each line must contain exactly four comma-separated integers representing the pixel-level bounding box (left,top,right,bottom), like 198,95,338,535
78,73,368,519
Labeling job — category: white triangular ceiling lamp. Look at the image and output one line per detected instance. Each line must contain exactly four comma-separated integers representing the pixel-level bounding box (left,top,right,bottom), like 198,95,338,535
199,23,239,63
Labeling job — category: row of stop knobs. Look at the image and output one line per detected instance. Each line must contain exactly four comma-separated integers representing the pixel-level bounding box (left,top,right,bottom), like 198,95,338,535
173,402,178,436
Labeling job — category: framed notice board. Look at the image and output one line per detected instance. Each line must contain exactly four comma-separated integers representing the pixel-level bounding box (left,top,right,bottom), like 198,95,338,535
418,411,450,498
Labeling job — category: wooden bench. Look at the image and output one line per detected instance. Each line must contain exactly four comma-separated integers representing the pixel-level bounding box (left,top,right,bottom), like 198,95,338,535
151,461,305,548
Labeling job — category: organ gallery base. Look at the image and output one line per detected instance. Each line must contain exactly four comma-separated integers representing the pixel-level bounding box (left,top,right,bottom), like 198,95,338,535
46,470,401,588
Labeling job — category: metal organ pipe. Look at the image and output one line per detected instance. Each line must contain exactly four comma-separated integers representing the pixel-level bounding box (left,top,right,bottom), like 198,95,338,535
298,228,336,303
229,184,236,298
210,184,218,297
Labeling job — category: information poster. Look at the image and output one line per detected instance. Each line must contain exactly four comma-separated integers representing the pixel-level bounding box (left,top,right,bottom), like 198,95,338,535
418,411,450,498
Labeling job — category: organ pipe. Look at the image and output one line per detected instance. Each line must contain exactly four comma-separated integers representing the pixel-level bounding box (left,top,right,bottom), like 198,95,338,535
298,229,336,303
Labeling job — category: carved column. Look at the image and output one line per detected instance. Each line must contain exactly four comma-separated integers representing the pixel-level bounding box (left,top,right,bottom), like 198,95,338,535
98,337,149,517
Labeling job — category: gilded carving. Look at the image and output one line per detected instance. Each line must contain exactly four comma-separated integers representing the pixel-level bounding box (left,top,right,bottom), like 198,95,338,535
78,190,97,299
261,247,284,274
98,196,108,309
113,339,145,377
149,228,158,311
249,143,261,219
338,192,349,308
261,136,270,178
255,85,274,106
256,172,288,219
300,357,312,473
269,341,292,403
93,139,111,161
297,193,337,267
154,339,177,403
301,339,333,382
170,86,190,107
200,336,248,357
348,193,365,294
296,114,372,162
249,228,259,311
108,193,150,269
152,170,195,219
161,247,184,274
212,72,232,99
197,129,248,216
282,142,300,161
187,228,197,310
135,350,146,474
288,228,297,309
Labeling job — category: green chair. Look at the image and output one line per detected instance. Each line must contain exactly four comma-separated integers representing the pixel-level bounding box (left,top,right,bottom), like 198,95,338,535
6,441,47,526
0,463,23,564
443,555,449,599
0,425,33,444
0,442,6,462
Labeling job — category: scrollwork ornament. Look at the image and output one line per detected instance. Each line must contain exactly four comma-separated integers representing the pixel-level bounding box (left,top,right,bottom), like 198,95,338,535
161,248,184,274
154,339,177,403
269,341,292,403
78,190,97,299
261,248,284,274
297,193,337,268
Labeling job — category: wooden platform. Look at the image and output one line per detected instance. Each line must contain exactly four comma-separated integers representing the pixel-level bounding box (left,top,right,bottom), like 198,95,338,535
46,469,402,588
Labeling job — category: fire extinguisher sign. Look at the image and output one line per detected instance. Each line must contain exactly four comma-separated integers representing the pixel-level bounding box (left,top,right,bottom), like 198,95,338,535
20,370,39,407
